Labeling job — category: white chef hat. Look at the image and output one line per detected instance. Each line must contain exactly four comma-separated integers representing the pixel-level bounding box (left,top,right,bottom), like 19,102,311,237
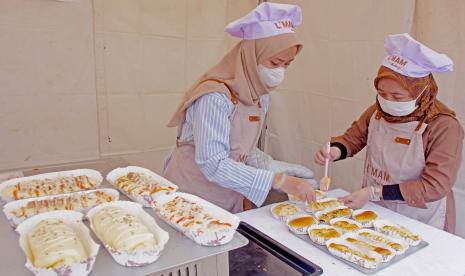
224,2,302,40
382,33,453,78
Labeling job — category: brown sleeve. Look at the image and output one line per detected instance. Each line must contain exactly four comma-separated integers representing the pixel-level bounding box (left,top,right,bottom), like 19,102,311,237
331,105,377,157
399,116,464,208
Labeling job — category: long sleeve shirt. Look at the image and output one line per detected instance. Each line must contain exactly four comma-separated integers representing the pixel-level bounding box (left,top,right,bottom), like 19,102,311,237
167,92,274,207
332,104,464,232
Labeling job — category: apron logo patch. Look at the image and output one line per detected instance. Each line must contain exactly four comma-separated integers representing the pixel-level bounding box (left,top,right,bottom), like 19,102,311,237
249,115,260,122
394,137,411,145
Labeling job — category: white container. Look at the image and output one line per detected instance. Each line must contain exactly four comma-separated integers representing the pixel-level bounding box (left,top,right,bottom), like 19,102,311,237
87,200,169,266
287,194,300,203
286,214,317,235
306,197,342,213
0,169,103,202
329,217,362,234
315,190,327,200
356,228,409,255
15,210,100,276
315,206,353,224
106,166,178,207
153,192,240,246
326,237,382,269
373,219,422,246
351,209,378,228
307,224,341,245
270,202,302,222
341,232,395,262
288,190,326,203
3,188,120,228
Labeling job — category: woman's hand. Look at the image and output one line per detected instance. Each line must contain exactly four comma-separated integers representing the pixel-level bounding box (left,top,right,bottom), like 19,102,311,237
273,174,316,203
338,187,371,209
314,145,341,166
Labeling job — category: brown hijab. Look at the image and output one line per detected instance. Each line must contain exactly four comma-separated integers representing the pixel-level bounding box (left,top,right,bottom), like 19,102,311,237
167,33,302,127
374,66,455,128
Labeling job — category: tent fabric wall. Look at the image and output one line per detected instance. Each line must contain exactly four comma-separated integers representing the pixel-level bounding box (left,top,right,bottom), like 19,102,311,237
92,0,256,173
0,0,256,173
0,0,99,170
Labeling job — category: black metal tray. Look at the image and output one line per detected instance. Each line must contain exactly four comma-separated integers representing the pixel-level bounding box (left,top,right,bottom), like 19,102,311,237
237,222,323,276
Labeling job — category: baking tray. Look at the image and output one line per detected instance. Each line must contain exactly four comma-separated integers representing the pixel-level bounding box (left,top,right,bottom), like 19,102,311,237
238,222,323,276
294,232,428,275
0,185,249,276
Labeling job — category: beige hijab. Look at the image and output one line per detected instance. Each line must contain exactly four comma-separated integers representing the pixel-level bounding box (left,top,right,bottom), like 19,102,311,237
167,33,302,127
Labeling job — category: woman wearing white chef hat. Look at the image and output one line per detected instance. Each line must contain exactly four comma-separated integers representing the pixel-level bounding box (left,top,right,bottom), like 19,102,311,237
315,33,463,233
164,3,317,213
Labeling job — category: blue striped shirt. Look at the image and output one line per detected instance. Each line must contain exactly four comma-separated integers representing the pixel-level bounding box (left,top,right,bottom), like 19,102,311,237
166,92,274,207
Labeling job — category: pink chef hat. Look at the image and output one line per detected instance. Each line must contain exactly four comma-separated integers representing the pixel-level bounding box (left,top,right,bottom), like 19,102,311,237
224,2,302,40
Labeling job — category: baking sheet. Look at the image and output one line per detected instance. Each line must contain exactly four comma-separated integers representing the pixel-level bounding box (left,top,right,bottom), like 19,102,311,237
0,185,249,276
294,232,428,275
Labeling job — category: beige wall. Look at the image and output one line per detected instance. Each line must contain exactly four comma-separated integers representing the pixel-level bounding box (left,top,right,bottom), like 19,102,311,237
0,0,99,170
0,0,256,173
411,0,465,236
93,0,256,172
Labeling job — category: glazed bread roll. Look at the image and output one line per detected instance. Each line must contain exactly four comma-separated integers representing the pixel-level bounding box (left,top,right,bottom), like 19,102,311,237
162,196,232,233
308,198,341,212
9,190,116,220
345,237,392,257
328,242,376,262
272,203,299,217
115,172,175,197
3,175,95,200
317,206,352,223
27,218,86,269
310,227,340,239
353,210,377,222
92,206,156,251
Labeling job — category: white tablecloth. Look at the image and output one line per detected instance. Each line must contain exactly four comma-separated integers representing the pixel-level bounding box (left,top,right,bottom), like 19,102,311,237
238,189,465,276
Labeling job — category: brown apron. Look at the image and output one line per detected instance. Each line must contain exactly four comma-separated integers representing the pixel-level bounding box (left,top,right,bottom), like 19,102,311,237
363,112,447,229
164,80,266,213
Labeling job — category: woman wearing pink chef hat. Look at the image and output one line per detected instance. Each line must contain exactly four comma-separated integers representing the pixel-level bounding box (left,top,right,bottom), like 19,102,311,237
164,3,317,213
315,33,463,233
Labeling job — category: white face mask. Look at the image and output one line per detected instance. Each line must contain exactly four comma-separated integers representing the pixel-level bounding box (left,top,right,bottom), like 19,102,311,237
258,64,285,88
377,85,428,117
377,95,417,116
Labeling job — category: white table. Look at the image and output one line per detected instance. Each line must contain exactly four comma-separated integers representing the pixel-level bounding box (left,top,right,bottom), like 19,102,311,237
238,189,465,276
